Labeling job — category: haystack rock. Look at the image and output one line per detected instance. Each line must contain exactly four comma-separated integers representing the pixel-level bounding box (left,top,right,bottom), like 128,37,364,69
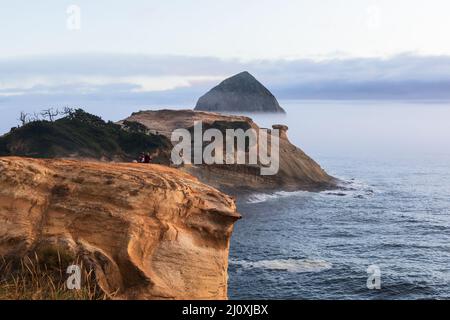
0,157,240,299
122,110,336,193
195,71,286,113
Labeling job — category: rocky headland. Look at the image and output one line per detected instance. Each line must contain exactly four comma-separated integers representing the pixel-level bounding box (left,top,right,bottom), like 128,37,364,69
122,109,336,193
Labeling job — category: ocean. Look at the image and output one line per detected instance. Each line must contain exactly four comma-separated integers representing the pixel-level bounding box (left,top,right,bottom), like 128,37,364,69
227,100,450,299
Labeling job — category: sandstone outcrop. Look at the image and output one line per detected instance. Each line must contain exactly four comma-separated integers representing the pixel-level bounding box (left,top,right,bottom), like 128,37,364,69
0,157,240,299
195,71,285,113
122,110,336,193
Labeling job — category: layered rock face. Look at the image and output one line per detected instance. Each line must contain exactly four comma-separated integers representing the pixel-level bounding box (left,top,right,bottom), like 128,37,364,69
195,71,285,113
0,157,240,299
122,110,336,192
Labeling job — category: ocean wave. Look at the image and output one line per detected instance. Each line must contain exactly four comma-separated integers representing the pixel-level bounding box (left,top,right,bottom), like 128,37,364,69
230,258,332,273
245,178,375,203
320,177,375,199
246,190,310,203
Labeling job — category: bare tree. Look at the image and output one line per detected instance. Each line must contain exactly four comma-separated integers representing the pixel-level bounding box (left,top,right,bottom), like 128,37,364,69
18,111,29,126
52,108,60,120
40,109,51,121
32,112,41,122
41,108,60,122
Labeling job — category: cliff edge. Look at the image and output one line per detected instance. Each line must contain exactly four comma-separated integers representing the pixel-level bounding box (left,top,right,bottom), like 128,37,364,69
0,157,240,299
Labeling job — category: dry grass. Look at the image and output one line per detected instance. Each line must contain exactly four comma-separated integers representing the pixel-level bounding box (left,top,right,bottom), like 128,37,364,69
0,251,109,300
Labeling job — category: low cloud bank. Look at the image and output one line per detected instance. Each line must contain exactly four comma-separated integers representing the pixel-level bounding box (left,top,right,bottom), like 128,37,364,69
1,53,450,132
2,53,450,97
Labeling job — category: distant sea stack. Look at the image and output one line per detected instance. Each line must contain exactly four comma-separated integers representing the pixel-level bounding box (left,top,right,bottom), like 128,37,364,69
194,71,286,113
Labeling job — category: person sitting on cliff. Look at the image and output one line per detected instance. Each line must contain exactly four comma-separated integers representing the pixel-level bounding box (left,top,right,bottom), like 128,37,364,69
143,153,152,163
138,152,145,163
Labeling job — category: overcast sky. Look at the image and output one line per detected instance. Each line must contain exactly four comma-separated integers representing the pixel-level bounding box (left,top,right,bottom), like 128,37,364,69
2,0,450,59
1,1,450,131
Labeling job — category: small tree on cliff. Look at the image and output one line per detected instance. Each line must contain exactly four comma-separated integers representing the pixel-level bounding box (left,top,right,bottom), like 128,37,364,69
61,107,75,117
40,108,60,122
18,111,29,126
67,109,105,126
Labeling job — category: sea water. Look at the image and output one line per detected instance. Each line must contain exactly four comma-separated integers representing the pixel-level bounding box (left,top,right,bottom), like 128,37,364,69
227,100,450,299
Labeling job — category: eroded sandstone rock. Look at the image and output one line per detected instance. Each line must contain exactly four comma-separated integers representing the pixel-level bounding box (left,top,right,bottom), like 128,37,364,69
122,110,336,193
0,157,240,299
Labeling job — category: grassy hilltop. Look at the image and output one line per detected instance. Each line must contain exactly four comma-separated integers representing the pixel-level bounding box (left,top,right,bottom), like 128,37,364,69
0,109,172,163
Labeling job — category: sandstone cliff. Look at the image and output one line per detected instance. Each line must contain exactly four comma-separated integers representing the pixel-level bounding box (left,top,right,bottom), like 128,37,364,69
0,157,240,299
122,110,336,193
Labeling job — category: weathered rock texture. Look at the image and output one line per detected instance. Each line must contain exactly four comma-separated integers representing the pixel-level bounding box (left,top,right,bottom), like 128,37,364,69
195,71,285,113
0,157,240,299
122,110,336,193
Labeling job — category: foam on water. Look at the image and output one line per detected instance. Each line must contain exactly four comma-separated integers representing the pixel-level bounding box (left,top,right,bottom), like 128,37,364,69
246,178,375,204
320,177,376,199
230,258,333,273
246,190,310,204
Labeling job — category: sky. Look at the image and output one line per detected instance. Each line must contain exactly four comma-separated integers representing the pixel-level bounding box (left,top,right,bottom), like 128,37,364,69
2,0,450,59
1,0,450,131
